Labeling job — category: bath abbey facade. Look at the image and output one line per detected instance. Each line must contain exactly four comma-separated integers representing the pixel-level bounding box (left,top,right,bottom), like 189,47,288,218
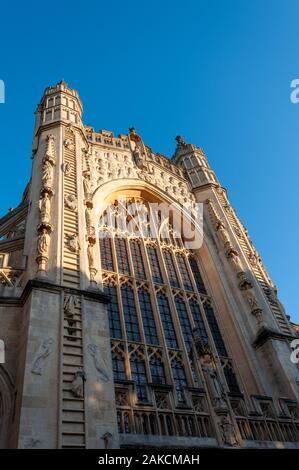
0,80,299,449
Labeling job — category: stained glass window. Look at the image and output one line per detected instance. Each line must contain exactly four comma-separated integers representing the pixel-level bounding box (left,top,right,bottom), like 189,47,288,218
104,284,122,339
99,236,114,271
130,353,148,402
147,245,163,283
189,299,208,343
112,351,126,381
175,296,193,352
163,250,179,288
130,239,146,279
203,303,228,357
176,253,193,291
189,257,207,294
138,288,159,345
121,285,140,341
150,356,166,385
171,359,187,403
157,292,178,349
115,236,130,275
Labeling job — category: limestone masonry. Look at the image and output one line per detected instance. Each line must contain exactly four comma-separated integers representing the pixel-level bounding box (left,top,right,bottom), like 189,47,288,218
0,81,299,449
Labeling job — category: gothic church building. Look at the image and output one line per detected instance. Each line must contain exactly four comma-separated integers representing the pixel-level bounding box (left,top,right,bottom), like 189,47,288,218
0,81,299,449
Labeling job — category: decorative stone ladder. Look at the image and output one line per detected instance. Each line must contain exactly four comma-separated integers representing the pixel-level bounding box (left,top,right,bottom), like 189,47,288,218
216,189,291,335
59,126,86,448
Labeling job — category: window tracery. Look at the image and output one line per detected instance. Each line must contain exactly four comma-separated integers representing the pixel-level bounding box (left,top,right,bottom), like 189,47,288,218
99,196,240,438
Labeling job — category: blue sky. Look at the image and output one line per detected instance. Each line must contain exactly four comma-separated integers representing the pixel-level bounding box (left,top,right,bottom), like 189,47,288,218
0,1,298,322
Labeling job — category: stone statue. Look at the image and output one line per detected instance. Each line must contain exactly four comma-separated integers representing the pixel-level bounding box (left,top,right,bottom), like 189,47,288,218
64,194,77,212
216,221,231,246
42,159,53,188
31,338,55,375
87,242,95,268
39,193,51,223
83,172,92,197
220,415,238,446
175,135,187,147
70,370,86,398
85,206,92,228
244,289,259,311
67,233,80,252
200,350,227,410
227,249,243,273
62,162,72,176
37,229,50,255
64,294,79,318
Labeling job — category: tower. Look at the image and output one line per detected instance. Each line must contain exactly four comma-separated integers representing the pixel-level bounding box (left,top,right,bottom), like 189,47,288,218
0,81,298,449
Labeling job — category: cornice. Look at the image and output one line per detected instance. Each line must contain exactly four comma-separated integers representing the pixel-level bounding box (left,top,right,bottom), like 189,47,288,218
0,278,110,306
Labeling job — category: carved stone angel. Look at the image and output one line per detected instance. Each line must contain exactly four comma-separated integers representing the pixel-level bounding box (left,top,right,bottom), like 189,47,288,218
39,193,51,223
37,229,50,255
42,159,53,188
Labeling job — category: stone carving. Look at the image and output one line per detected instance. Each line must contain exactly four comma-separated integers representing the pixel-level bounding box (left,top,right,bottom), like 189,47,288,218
64,194,77,212
23,438,41,449
39,192,51,223
66,233,80,252
226,248,243,274
85,206,92,229
237,271,253,290
83,171,92,199
64,294,79,318
175,135,188,148
62,162,72,176
37,228,50,255
31,338,55,375
70,370,86,398
194,336,227,411
64,138,74,151
220,415,238,446
87,344,109,382
42,159,54,188
87,242,95,268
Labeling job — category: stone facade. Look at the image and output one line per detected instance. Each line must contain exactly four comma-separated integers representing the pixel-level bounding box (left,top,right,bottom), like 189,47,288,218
0,80,298,449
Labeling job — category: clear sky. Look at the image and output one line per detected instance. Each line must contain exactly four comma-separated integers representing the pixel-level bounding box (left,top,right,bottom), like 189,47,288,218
0,0,298,322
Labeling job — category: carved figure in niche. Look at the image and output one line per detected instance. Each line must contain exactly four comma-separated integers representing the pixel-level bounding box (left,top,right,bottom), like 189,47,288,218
199,350,227,410
37,228,50,255
85,206,93,229
243,289,259,312
39,192,51,223
226,249,243,273
83,172,92,198
31,338,55,375
64,194,77,212
216,221,231,246
42,159,53,188
87,344,109,382
71,370,86,398
64,294,79,318
220,415,238,446
87,242,95,268
66,233,80,252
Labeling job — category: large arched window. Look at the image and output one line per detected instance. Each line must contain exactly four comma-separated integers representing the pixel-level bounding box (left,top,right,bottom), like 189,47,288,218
99,196,240,437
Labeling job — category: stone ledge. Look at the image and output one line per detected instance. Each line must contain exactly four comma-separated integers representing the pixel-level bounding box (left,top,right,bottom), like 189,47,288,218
0,278,110,305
